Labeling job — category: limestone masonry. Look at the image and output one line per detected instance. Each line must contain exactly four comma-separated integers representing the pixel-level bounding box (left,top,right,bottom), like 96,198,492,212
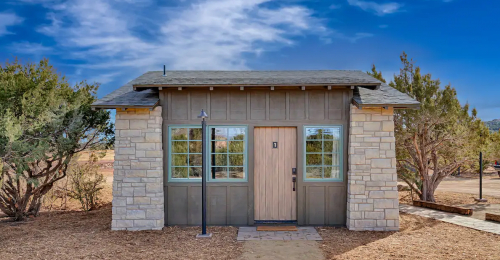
112,107,164,231
347,105,399,231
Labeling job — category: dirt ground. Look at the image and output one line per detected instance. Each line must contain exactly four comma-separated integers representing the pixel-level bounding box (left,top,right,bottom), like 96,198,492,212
2,203,500,260
399,184,500,220
0,204,243,260
319,213,500,260
240,241,323,260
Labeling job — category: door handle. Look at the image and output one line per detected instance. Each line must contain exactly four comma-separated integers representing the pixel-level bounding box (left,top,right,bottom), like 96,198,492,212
292,176,296,191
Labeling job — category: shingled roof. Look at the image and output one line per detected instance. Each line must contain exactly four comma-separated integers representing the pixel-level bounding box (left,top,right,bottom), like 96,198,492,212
352,84,420,109
91,70,418,109
131,70,383,87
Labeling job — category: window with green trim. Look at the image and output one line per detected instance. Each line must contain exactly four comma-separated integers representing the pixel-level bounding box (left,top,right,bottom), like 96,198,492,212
304,126,342,181
169,126,203,180
209,126,247,181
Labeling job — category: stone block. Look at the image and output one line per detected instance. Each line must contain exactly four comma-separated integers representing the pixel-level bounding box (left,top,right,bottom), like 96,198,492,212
130,120,148,130
136,143,156,151
365,149,380,159
120,130,142,137
354,220,376,228
363,122,381,131
145,133,162,142
351,154,366,165
114,220,134,228
385,209,399,220
364,212,385,220
371,159,392,168
382,121,394,131
350,185,365,195
374,199,395,209
115,120,130,130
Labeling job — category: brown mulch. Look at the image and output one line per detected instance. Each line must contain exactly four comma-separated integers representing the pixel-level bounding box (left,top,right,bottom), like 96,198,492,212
319,213,500,260
0,204,243,260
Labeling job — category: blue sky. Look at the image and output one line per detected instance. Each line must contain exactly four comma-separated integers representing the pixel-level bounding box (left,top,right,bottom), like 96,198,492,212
0,0,499,120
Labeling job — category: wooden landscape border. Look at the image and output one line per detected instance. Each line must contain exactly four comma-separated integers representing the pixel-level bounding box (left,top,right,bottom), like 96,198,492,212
413,200,473,215
485,213,500,223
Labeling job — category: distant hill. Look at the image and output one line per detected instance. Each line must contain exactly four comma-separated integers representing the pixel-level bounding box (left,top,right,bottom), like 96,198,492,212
486,119,500,132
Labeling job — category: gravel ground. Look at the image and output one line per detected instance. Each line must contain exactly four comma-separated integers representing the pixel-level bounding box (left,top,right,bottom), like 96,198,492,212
0,204,243,260
318,213,500,260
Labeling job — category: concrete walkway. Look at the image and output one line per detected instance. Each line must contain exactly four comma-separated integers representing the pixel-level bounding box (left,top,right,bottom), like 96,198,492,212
237,226,322,241
400,204,500,235
238,241,324,260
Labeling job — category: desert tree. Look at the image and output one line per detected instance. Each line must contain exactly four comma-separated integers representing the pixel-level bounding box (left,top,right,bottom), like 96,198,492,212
371,53,487,202
0,59,113,220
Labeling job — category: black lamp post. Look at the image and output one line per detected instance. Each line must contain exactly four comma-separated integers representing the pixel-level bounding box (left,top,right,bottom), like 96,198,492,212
196,109,212,238
475,133,487,202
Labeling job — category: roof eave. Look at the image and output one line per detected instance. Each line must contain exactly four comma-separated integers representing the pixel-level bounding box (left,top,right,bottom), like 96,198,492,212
351,99,420,110
132,83,381,89
91,99,160,111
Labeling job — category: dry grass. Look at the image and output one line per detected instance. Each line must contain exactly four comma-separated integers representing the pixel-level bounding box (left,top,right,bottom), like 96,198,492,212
0,204,243,260
319,213,500,260
399,190,500,205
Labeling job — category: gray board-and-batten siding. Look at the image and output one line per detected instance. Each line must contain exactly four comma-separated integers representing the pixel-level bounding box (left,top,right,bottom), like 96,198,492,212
160,88,350,226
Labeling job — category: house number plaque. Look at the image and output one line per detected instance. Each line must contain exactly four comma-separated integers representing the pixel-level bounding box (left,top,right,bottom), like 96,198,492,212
272,142,278,148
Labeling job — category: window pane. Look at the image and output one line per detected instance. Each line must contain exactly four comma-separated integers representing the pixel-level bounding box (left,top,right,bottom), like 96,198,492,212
172,154,188,166
306,141,322,152
229,154,244,166
306,154,322,166
172,167,188,178
229,167,244,179
322,128,335,140
323,154,333,166
324,167,340,179
229,128,245,140
306,167,322,179
212,167,227,179
323,141,336,153
189,154,202,166
212,141,227,153
212,128,228,140
228,141,244,153
172,141,188,153
189,128,202,140
305,128,322,140
189,141,202,153
190,167,202,178
213,154,227,166
171,128,188,140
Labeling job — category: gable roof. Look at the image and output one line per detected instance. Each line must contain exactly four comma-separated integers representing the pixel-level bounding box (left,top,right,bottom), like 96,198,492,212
352,84,420,109
91,70,419,110
131,70,383,87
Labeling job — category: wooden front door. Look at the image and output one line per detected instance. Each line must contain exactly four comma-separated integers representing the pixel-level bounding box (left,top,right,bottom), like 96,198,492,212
254,127,297,221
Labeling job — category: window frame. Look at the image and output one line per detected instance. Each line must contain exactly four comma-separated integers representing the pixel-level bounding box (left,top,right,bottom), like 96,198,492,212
207,125,249,182
303,125,344,182
167,125,248,183
167,125,204,182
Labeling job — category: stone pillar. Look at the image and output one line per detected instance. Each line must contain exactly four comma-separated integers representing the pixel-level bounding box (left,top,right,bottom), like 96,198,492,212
347,105,399,231
111,107,164,231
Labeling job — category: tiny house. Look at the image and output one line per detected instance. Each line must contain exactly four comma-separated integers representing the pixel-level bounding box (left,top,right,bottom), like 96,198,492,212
92,70,419,231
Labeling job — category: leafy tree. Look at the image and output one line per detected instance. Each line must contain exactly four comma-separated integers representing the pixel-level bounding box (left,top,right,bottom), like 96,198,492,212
373,53,487,202
367,64,386,83
0,59,113,220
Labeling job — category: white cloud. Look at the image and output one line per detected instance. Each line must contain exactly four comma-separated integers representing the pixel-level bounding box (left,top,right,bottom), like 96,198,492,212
16,0,373,84
10,42,53,54
347,0,403,16
32,0,331,74
0,12,24,36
